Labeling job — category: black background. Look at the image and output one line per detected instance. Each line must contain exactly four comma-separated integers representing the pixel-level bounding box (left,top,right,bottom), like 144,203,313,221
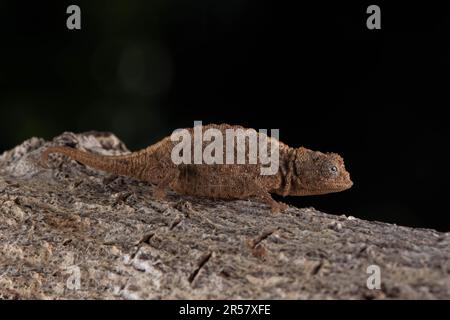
0,1,449,231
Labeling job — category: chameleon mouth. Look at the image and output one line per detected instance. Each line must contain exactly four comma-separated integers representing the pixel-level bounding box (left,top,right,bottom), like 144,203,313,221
337,181,353,190
306,182,352,195
325,181,353,192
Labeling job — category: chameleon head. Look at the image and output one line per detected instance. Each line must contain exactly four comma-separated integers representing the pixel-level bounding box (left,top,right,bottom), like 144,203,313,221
291,148,353,196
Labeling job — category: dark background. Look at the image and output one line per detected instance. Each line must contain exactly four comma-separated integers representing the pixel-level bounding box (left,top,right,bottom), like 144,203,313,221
0,1,449,231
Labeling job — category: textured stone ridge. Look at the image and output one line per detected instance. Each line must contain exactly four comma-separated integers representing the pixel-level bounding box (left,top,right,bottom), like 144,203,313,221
0,132,449,299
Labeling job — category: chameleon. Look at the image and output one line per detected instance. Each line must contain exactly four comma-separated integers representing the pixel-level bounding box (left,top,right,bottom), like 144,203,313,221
41,124,353,212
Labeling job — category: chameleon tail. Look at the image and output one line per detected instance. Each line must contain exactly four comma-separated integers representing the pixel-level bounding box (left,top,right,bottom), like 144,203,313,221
41,146,140,177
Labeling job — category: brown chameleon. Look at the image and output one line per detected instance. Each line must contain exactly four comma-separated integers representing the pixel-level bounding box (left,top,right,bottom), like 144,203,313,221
41,124,353,212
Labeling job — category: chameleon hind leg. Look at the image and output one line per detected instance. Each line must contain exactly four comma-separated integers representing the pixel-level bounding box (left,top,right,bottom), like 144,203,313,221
153,170,178,200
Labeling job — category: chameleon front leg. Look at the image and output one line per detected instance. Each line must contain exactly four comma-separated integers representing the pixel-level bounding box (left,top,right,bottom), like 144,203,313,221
224,176,289,214
251,185,289,213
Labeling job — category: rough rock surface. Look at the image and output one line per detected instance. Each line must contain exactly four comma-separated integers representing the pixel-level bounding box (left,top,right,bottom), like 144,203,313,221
0,131,449,300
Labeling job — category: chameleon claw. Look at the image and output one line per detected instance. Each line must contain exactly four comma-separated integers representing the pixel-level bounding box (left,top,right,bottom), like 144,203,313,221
270,201,289,214
153,188,167,200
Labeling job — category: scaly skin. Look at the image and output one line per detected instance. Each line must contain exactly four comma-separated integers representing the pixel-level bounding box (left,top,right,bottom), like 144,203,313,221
41,124,353,212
